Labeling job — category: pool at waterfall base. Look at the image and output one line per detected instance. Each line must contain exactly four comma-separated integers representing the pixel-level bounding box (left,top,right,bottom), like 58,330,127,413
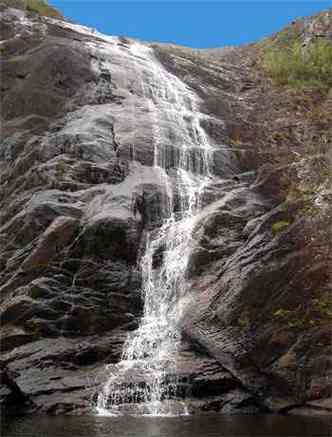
2,414,331,437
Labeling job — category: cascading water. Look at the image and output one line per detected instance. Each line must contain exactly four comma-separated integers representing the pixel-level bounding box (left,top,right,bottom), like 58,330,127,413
97,41,214,416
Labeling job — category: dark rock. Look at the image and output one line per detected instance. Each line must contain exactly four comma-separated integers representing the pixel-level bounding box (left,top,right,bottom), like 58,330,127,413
0,333,127,414
0,6,330,416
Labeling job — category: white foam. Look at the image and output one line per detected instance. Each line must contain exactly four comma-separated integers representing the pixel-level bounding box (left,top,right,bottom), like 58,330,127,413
97,40,215,417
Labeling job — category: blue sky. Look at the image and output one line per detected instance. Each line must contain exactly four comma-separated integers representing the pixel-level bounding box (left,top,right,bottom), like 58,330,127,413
51,1,331,48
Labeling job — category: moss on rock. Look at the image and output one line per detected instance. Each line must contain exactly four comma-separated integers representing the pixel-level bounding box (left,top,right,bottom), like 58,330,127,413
271,220,291,235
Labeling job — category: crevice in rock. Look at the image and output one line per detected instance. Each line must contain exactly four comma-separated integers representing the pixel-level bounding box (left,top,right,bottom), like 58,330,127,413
0,367,34,415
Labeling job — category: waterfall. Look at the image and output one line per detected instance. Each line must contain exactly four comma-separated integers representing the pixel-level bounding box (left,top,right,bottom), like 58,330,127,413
97,41,213,416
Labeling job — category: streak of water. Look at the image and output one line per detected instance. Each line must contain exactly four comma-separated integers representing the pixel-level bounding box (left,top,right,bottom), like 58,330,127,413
97,40,214,416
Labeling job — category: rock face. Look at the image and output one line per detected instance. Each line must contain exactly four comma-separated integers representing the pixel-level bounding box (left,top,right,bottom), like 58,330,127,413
0,6,331,416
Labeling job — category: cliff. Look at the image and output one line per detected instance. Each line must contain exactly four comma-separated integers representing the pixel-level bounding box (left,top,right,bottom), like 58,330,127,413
0,4,331,416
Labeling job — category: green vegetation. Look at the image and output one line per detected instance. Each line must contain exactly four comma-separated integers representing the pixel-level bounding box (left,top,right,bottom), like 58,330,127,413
272,26,302,48
56,161,67,177
271,220,290,235
285,151,332,220
26,0,62,18
32,262,49,269
273,308,292,318
273,293,332,329
1,0,25,7
263,39,332,92
29,285,44,299
238,308,251,328
2,0,63,19
312,296,332,321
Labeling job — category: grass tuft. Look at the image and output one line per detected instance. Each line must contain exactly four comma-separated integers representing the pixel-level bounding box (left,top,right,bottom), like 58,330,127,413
263,39,332,92
271,220,290,235
26,0,62,18
2,0,63,19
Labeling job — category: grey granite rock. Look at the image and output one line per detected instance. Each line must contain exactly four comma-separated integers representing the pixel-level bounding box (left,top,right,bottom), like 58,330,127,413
0,6,331,416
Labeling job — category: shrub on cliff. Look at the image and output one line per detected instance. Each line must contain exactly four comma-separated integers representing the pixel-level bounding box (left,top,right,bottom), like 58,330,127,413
26,0,62,18
264,39,332,91
2,0,63,19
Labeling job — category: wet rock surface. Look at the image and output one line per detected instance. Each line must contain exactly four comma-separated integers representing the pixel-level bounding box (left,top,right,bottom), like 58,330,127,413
0,6,331,416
